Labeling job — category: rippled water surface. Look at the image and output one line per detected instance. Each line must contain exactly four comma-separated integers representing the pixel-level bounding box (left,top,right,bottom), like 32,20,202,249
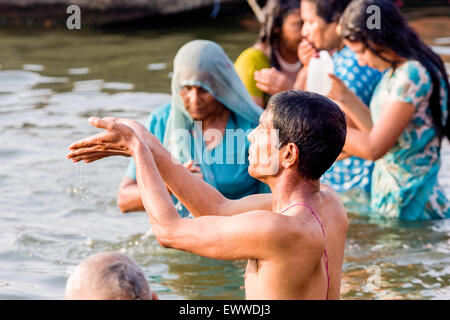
0,11,449,300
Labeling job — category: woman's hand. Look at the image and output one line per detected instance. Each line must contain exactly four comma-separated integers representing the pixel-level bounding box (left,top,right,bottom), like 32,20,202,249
254,67,294,95
298,39,317,67
328,75,375,133
184,159,204,180
67,117,141,163
327,74,354,104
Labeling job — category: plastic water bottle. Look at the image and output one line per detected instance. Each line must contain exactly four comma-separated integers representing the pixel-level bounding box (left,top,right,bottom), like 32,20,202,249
306,50,334,96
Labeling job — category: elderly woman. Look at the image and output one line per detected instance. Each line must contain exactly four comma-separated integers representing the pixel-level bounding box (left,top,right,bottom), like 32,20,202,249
118,40,269,216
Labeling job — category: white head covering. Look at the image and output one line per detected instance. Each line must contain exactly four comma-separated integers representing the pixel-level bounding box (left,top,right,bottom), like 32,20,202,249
163,40,262,164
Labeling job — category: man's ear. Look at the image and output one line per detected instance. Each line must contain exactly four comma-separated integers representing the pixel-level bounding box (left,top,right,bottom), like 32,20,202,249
281,142,299,169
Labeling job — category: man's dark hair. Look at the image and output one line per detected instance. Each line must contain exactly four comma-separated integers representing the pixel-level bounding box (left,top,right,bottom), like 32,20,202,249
266,90,346,180
305,0,353,23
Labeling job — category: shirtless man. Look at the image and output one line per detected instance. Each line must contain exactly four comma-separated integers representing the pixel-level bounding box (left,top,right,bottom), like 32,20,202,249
67,90,348,300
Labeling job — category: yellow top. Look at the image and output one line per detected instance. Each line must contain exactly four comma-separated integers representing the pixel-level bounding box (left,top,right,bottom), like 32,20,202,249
234,47,271,100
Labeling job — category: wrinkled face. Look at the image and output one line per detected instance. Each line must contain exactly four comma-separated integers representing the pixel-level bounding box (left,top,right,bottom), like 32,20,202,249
300,1,339,51
247,110,280,178
280,10,303,53
344,39,392,71
179,85,222,120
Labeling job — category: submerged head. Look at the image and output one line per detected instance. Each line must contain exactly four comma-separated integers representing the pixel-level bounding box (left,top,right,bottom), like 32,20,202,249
301,0,352,51
65,252,157,300
247,90,346,182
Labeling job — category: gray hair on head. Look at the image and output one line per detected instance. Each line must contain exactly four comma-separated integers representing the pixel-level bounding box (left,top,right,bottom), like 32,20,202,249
65,251,154,300
103,260,150,300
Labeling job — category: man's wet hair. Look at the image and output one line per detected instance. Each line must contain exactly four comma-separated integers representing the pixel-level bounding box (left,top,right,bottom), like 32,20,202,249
304,0,353,23
102,260,150,300
266,90,346,180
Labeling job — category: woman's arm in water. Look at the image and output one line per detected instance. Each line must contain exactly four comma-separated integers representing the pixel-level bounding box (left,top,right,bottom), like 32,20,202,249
117,178,145,213
328,74,373,133
343,100,415,161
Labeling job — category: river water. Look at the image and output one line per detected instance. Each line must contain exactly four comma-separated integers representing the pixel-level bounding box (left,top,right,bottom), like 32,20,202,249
0,10,449,300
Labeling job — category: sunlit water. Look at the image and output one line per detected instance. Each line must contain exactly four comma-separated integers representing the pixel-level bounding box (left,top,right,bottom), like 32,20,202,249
0,12,449,300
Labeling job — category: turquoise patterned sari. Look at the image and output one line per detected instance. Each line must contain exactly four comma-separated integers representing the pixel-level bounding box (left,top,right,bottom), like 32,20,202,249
369,60,450,220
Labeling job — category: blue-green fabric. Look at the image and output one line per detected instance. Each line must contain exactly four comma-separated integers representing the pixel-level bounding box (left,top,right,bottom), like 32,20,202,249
369,60,450,220
164,40,263,163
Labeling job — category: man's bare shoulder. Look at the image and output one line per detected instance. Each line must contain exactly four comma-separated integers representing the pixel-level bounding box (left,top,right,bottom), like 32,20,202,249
266,207,327,266
320,182,338,194
223,193,273,216
320,183,345,209
235,209,301,235
320,183,348,231
236,209,319,249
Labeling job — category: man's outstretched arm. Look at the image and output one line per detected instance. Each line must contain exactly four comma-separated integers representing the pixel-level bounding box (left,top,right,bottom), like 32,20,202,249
68,118,272,217
133,130,299,260
142,131,273,216
75,118,296,260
